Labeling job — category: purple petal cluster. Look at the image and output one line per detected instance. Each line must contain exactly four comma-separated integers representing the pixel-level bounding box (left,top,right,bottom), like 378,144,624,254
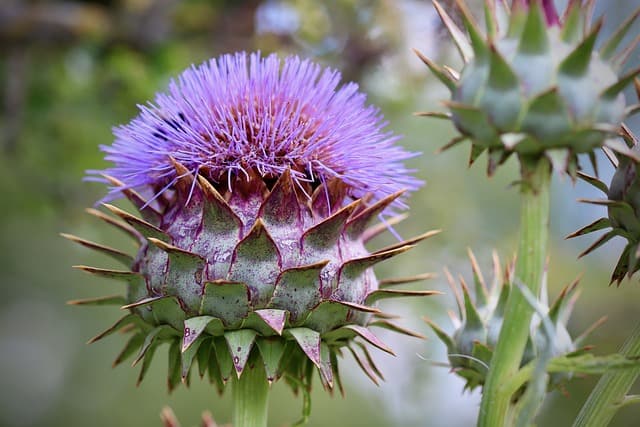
95,52,421,208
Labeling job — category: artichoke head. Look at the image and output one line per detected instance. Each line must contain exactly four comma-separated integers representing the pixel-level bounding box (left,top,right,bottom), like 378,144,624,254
416,0,640,176
65,163,438,394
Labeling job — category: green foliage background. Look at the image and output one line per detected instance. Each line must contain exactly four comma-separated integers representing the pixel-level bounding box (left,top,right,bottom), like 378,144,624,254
1,0,639,426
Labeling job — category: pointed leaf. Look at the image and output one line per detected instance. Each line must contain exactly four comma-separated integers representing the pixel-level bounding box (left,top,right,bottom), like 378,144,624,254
182,335,206,380
113,333,145,367
365,289,441,305
85,207,141,244
600,7,640,60
560,0,583,43
483,0,498,38
345,191,405,238
255,309,287,335
301,201,358,259
258,169,302,239
168,340,181,392
467,248,488,305
469,144,486,166
338,245,414,285
460,282,484,330
566,218,611,239
577,172,609,194
330,350,344,396
137,341,160,386
347,345,380,385
368,320,425,339
88,314,141,344
517,0,549,54
444,102,498,145
256,338,286,383
103,204,168,241
225,330,258,377
334,300,380,314
522,88,572,139
287,327,322,368
182,316,216,352
601,67,640,100
579,231,617,258
228,219,281,307
343,325,394,355
310,178,348,218
318,342,334,390
197,338,212,378
604,139,640,162
437,135,468,153
132,325,168,366
213,336,234,383
424,317,456,350
414,111,452,120
454,0,489,61
362,213,409,243
149,238,205,313
612,34,640,70
61,233,133,266
303,301,349,333
207,346,225,394
201,281,250,328
193,175,242,276
611,244,631,285
67,295,126,306
379,272,436,288
413,49,456,92
559,21,602,76
269,261,327,322
432,0,473,61
507,0,528,38
102,175,162,224
374,230,441,254
488,44,518,90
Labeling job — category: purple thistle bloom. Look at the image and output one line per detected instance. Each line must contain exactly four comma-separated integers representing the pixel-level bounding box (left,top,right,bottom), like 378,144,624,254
93,52,421,209
68,51,438,405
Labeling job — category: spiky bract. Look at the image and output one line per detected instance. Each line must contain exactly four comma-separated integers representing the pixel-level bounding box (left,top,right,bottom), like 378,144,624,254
68,52,436,396
426,250,598,391
569,126,640,284
416,0,640,176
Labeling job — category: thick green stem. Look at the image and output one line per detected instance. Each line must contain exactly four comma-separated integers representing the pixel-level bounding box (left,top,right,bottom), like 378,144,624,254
573,321,640,427
478,158,551,427
233,358,270,427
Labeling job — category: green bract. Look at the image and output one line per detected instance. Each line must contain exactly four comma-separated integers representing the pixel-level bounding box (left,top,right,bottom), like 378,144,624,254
426,250,597,391
569,126,640,284
66,163,438,394
416,0,640,176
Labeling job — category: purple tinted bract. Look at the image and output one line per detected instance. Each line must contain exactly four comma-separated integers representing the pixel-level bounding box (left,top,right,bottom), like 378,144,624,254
93,52,421,208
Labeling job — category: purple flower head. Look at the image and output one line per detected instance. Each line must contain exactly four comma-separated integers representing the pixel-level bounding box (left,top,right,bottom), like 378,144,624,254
94,52,421,210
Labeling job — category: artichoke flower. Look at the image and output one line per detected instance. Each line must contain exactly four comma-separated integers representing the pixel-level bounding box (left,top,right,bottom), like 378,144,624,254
416,0,640,176
569,125,640,284
65,52,439,396
426,250,600,391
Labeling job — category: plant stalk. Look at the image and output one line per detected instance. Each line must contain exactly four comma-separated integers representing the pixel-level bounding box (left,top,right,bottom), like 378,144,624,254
478,158,551,427
233,357,270,427
573,321,640,427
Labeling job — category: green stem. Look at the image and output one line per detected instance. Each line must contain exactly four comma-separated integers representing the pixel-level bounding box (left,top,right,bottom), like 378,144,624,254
233,357,270,427
573,321,640,427
478,158,551,427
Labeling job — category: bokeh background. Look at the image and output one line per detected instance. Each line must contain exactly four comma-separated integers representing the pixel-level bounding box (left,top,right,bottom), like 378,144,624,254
2,0,640,426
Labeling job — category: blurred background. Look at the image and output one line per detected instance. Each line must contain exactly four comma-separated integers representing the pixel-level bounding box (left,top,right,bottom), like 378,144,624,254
1,0,640,426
